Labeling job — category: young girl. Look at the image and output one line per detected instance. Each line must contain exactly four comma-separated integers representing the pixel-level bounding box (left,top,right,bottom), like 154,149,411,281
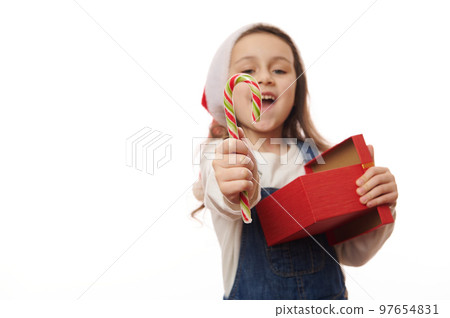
193,23,398,300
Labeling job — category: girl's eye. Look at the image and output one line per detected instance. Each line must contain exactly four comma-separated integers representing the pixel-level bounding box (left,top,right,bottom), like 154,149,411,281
242,69,254,74
273,69,286,74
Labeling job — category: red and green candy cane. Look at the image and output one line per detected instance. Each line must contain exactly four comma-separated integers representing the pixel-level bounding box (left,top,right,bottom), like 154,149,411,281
223,73,262,224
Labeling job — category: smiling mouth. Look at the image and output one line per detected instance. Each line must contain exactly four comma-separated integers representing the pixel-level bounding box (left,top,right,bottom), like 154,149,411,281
261,94,276,109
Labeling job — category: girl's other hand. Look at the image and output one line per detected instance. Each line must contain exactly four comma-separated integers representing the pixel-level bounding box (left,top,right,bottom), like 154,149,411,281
356,145,398,209
213,128,259,205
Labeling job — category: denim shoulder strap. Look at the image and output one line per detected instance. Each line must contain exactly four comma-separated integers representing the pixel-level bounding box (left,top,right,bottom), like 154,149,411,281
297,139,320,164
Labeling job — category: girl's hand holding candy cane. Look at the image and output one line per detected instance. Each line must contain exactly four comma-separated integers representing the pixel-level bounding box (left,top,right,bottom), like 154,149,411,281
213,73,262,224
212,127,260,216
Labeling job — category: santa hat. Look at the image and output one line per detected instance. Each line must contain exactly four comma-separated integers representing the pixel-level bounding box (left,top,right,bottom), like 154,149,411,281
201,23,259,127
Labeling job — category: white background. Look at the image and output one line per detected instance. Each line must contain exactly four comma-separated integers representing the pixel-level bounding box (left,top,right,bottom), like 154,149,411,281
1,0,449,313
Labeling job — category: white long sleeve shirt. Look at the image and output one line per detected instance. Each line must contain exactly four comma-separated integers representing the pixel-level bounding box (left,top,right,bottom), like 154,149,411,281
200,140,396,298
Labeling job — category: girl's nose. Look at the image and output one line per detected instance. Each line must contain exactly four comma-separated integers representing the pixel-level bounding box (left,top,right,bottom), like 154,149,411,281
257,70,274,86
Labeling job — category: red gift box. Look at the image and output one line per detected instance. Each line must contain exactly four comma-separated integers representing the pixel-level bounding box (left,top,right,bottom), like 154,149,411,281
256,134,394,246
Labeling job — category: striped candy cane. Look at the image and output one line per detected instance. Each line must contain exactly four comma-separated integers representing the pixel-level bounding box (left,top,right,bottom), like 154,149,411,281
223,73,262,224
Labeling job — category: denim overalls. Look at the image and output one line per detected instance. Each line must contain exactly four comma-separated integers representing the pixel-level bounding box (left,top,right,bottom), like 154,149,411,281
224,141,347,300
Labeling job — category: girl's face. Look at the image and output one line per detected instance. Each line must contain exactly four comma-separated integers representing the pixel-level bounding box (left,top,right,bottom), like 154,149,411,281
229,32,297,139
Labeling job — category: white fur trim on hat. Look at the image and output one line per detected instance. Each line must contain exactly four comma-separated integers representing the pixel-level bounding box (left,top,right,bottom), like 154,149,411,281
202,24,259,126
